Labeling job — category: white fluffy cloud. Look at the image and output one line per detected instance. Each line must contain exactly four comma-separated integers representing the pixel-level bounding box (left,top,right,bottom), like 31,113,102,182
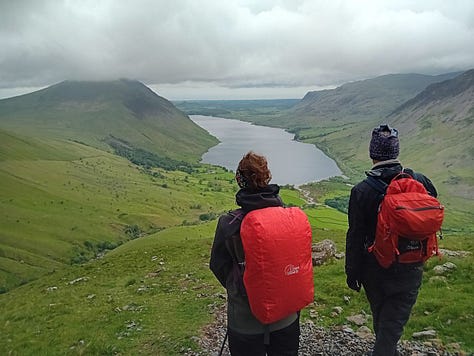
1,0,473,99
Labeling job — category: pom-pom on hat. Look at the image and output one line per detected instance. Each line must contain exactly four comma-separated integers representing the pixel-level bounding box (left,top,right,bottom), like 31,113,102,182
369,124,400,161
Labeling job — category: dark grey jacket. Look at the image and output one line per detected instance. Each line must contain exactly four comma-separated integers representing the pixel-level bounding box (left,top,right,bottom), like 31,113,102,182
345,160,437,279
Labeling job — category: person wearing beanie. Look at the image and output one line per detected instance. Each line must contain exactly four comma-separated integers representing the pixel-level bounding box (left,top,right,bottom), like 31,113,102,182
210,151,301,356
345,124,438,356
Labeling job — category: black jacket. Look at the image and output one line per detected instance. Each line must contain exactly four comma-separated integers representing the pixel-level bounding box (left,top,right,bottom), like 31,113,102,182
209,184,298,333
345,160,437,279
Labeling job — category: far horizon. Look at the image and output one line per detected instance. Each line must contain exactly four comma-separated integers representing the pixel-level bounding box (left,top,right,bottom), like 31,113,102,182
1,68,469,102
0,82,328,102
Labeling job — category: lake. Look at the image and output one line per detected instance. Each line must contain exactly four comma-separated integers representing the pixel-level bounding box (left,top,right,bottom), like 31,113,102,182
190,115,341,186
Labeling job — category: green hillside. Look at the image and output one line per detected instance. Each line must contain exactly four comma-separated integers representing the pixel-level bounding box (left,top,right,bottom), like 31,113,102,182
0,79,217,161
386,70,474,228
0,129,234,292
1,187,472,354
288,72,460,127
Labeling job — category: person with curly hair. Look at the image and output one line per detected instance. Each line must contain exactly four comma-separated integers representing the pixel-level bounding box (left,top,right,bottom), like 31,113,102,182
210,151,300,356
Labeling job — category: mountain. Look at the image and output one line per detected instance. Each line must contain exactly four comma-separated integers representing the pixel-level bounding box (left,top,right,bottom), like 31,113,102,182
389,69,474,118
0,79,217,161
386,69,474,212
289,72,460,127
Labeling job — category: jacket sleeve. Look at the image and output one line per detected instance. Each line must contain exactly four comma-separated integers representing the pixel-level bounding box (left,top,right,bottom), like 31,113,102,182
209,215,233,288
345,185,367,279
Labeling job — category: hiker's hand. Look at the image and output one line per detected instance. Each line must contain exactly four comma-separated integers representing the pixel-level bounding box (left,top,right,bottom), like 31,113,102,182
346,275,361,292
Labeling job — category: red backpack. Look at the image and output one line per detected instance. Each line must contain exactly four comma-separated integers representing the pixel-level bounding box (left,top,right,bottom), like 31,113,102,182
366,172,444,268
238,206,314,324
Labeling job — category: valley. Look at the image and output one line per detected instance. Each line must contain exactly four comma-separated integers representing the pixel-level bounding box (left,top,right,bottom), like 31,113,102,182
0,72,473,355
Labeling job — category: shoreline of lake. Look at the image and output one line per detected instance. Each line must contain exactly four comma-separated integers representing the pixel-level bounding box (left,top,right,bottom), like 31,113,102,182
190,115,342,186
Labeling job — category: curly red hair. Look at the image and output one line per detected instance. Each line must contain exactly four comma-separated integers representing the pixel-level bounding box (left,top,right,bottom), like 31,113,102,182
237,151,272,189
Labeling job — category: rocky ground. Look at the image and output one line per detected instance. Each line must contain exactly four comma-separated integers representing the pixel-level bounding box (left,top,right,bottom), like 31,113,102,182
184,303,468,356
185,249,472,356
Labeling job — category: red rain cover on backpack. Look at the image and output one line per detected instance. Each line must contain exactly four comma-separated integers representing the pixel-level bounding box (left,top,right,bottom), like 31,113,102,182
368,174,444,268
240,206,314,324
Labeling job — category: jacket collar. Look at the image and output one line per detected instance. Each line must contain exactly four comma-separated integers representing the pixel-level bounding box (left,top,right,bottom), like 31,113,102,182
366,159,403,182
235,184,283,212
371,159,401,169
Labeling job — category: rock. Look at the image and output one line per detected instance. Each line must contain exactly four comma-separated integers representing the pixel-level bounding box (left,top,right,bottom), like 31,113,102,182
412,329,437,338
429,276,447,283
87,294,96,299
433,262,457,275
68,277,88,285
146,270,161,278
447,342,462,351
342,325,354,333
443,262,457,270
439,248,471,258
46,286,58,292
433,265,445,274
185,305,458,356
311,239,337,266
136,285,148,293
343,295,351,304
356,326,373,339
309,309,318,319
332,306,343,315
346,313,367,326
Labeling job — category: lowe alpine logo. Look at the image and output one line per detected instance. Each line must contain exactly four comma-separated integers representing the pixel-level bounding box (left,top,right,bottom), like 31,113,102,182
284,264,300,276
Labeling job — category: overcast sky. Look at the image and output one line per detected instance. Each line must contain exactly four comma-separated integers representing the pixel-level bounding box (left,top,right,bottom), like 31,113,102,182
1,0,473,100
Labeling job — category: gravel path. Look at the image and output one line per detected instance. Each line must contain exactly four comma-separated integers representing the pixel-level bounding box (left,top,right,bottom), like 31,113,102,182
185,304,464,356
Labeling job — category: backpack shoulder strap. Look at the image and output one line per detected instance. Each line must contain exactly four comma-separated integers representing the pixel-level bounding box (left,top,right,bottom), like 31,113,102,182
402,168,438,197
228,208,245,224
365,175,388,195
223,209,247,296
224,209,246,265
402,167,417,179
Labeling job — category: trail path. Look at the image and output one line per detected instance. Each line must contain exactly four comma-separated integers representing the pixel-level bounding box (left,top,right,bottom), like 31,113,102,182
297,186,316,205
185,304,457,356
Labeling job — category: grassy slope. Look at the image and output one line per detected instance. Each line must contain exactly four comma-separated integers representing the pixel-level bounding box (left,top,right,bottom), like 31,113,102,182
290,72,460,125
0,129,234,292
1,187,471,355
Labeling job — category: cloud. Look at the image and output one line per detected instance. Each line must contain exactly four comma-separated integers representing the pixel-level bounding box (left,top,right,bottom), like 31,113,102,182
0,0,473,98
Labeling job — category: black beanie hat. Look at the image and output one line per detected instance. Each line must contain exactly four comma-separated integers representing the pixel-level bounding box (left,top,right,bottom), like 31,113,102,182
369,124,399,161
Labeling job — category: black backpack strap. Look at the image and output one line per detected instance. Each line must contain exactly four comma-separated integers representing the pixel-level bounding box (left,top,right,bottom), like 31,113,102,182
365,175,388,195
224,209,245,264
403,168,438,197
224,209,247,296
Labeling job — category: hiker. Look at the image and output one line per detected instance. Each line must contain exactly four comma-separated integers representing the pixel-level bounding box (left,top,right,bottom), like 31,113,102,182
345,124,438,356
210,151,301,356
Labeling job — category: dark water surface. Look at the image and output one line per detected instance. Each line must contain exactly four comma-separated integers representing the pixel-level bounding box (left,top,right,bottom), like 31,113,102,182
190,115,341,186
